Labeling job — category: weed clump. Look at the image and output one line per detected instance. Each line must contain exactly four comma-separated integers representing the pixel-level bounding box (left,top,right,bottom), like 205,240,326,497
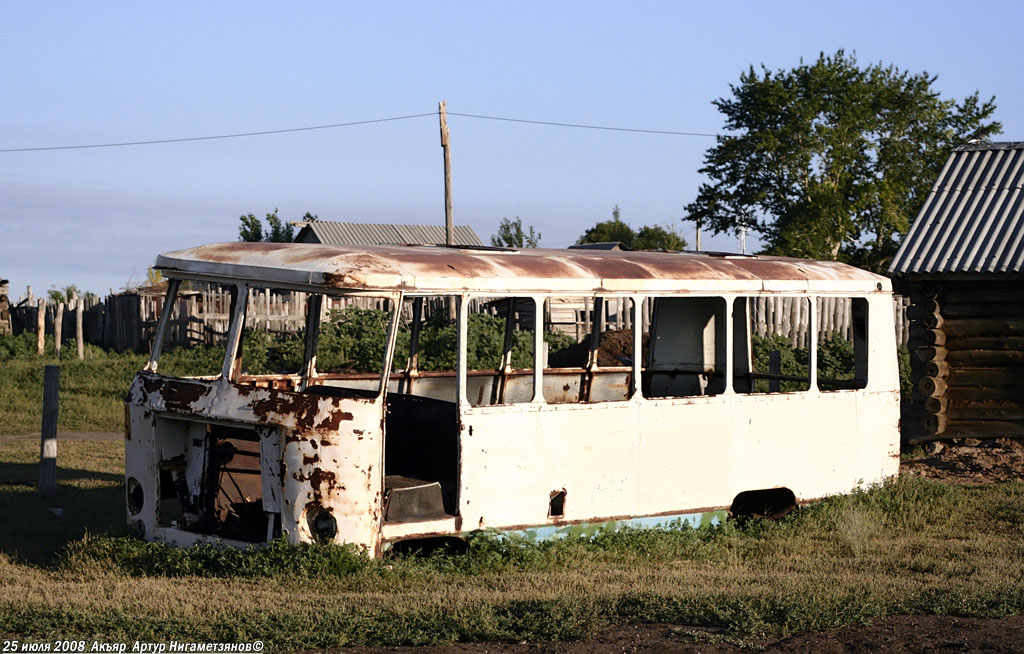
61,535,371,579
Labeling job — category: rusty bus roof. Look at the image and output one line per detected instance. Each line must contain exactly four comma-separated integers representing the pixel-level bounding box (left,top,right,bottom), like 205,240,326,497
155,242,889,294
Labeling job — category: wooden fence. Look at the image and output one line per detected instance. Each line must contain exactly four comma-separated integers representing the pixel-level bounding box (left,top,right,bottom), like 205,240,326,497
545,295,911,348
9,284,913,353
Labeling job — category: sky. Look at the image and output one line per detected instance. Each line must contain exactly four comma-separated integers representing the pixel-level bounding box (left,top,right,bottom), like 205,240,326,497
1,1,1021,299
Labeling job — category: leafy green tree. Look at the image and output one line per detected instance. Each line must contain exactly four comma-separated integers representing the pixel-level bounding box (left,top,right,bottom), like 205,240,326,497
685,50,1001,272
634,225,687,252
47,285,82,303
238,209,300,243
491,216,541,248
576,205,687,251
577,205,635,245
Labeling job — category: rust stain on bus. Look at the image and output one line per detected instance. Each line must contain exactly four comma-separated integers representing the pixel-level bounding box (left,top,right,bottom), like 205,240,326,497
155,242,886,293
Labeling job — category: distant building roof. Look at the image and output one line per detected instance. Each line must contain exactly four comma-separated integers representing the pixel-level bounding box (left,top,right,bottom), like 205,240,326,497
293,221,484,247
890,142,1024,275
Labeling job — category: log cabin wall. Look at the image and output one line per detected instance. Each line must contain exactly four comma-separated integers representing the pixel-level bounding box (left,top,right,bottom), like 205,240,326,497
903,275,1024,443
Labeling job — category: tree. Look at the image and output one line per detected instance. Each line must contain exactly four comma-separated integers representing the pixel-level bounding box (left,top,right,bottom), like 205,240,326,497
238,209,301,242
145,267,164,287
576,205,687,251
634,225,687,252
47,285,82,303
491,216,541,248
684,50,1000,272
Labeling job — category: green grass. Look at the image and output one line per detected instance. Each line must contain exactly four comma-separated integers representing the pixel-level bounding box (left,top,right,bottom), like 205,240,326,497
0,333,1009,649
0,332,224,434
1,429,1023,650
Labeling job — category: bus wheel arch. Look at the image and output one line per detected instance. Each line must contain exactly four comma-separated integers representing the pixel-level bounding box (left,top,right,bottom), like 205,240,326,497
729,487,798,520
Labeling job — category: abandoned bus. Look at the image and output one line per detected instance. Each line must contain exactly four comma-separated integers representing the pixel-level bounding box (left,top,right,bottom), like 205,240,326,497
125,242,900,554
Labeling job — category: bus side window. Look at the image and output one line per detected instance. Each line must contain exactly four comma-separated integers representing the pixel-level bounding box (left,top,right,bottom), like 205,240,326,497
733,297,811,393
543,296,634,404
816,297,868,391
466,296,535,406
641,297,726,398
388,295,459,403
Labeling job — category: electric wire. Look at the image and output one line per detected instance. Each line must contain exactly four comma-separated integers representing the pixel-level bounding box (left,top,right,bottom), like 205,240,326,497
0,113,437,153
0,109,720,153
446,111,719,137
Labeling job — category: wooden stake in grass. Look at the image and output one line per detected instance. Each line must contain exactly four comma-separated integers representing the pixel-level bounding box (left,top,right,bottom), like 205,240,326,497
73,292,85,360
40,365,59,498
37,298,46,356
54,302,65,359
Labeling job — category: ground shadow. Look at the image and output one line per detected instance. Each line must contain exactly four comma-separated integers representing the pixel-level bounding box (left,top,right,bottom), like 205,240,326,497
0,460,122,485
0,462,125,565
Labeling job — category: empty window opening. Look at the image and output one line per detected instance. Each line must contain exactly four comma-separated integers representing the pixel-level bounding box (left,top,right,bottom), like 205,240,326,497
236,285,309,382
734,297,811,393
817,297,868,391
642,296,726,398
543,296,634,403
303,295,392,398
389,295,459,402
549,489,566,518
466,296,535,406
228,287,392,396
146,281,231,378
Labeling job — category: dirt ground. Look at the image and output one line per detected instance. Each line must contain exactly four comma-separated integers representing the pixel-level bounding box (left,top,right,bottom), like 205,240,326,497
902,437,1024,485
339,615,1024,654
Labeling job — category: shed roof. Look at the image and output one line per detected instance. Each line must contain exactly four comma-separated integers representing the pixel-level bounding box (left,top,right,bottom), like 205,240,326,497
294,220,484,247
890,142,1024,275
156,242,888,294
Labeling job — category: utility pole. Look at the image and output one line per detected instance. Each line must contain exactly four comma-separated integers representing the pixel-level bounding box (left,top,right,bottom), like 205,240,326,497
439,100,453,247
739,209,750,254
694,216,702,252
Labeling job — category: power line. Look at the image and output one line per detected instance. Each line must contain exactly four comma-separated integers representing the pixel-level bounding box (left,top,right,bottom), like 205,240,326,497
447,111,720,138
0,113,437,153
0,109,721,153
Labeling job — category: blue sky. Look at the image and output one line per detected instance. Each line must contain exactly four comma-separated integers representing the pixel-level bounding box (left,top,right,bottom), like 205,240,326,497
1,1,1020,297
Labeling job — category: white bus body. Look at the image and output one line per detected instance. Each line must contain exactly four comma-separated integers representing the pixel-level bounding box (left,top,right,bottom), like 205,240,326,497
125,242,900,554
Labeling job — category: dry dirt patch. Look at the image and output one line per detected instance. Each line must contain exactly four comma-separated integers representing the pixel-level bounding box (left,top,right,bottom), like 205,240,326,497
902,437,1024,484
337,615,1024,654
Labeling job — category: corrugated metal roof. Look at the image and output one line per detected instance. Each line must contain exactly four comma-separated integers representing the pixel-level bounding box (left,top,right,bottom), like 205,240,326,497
890,142,1024,275
156,242,889,295
295,221,484,247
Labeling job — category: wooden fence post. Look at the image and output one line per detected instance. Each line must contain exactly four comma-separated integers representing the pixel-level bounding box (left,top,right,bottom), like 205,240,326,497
76,298,85,360
40,365,59,497
36,298,46,355
54,302,65,358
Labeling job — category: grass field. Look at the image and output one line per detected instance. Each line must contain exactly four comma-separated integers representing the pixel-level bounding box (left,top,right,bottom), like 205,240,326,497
0,333,220,434
0,333,1017,649
1,434,1023,651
